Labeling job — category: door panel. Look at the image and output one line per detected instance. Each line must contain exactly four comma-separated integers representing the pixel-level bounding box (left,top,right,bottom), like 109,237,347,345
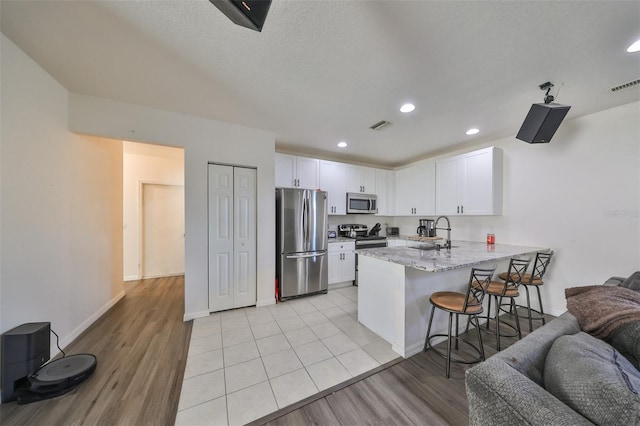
208,165,234,312
233,167,257,308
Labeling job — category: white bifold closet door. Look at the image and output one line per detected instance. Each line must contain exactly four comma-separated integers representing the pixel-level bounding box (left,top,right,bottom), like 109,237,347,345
208,164,257,312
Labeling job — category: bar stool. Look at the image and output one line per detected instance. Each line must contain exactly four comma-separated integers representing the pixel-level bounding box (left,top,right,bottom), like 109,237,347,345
499,251,553,332
423,267,496,378
484,257,530,351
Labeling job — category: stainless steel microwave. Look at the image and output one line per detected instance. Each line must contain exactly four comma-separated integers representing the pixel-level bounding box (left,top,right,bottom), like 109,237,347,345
346,193,377,214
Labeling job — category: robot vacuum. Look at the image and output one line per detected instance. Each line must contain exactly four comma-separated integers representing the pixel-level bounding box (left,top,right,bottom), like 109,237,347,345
14,354,97,404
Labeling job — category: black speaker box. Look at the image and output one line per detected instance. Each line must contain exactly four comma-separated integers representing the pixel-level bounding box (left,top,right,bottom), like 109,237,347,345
210,0,272,32
516,103,571,143
1,322,50,403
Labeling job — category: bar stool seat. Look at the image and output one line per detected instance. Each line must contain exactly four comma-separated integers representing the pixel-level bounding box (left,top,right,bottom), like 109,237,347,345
424,267,496,378
430,292,483,314
499,272,543,286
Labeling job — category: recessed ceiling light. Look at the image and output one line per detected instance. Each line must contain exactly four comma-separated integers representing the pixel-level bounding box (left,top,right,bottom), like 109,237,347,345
466,128,480,135
400,103,415,113
337,141,348,148
627,39,640,53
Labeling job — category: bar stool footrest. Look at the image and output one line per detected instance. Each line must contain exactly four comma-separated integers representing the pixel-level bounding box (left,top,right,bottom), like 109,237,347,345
479,317,520,338
425,334,484,365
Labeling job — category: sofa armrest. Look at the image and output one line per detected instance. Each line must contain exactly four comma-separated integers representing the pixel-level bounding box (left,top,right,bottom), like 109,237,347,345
490,312,580,385
466,358,594,426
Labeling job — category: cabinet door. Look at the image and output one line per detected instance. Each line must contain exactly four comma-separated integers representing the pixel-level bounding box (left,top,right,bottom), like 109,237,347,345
341,251,356,281
394,166,417,215
295,157,319,189
319,160,347,215
346,165,376,193
415,161,436,216
346,165,363,193
361,167,376,194
375,169,394,216
328,251,342,284
275,153,296,188
435,156,462,215
461,148,497,215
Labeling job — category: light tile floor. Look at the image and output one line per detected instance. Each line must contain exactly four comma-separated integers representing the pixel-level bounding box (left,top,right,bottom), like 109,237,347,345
175,286,400,426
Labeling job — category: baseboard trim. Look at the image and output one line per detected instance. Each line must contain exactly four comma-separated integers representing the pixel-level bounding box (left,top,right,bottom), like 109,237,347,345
53,290,126,357
183,310,210,322
123,275,140,282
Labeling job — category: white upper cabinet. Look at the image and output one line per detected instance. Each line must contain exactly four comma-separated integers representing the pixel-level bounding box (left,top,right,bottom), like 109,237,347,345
395,161,436,216
275,153,319,189
346,165,376,194
319,160,347,215
436,146,503,215
375,169,395,216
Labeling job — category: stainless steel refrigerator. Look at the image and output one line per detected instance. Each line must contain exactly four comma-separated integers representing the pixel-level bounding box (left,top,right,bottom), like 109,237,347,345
276,188,328,300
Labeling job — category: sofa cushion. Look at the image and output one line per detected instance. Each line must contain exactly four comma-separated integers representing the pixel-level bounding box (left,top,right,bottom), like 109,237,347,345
609,321,640,370
544,332,640,425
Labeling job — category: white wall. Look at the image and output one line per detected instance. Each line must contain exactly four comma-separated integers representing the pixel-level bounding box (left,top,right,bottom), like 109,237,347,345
394,101,640,315
122,142,184,280
0,35,124,350
67,93,276,320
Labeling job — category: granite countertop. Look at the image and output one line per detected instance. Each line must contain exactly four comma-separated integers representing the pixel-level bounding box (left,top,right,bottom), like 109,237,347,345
357,240,549,273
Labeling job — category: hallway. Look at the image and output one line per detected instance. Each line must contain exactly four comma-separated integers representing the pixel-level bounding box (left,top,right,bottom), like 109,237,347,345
1,276,191,425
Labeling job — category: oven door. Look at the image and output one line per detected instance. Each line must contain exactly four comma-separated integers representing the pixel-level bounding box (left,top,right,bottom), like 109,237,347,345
346,193,377,214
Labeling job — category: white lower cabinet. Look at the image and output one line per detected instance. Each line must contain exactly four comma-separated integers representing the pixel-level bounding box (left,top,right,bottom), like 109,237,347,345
328,241,355,285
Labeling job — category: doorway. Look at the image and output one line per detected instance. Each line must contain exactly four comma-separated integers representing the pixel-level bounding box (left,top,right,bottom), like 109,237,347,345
122,141,185,281
142,183,185,278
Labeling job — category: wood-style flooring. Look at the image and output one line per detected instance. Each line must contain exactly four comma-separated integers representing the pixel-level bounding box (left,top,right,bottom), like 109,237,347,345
1,276,191,426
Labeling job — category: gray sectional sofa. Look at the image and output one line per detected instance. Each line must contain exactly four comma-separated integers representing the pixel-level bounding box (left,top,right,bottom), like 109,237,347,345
465,275,640,426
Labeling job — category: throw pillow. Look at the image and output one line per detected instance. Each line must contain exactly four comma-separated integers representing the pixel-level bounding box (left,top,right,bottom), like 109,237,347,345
544,332,640,425
609,321,640,370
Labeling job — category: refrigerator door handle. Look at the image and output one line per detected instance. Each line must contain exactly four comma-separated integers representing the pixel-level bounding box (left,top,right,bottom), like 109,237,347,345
285,252,327,259
304,196,310,242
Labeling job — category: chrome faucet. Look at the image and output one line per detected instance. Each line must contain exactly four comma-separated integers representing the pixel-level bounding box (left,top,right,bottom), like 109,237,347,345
434,216,452,249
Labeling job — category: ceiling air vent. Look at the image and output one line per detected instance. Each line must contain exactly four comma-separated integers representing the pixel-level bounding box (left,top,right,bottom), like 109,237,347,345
609,78,640,93
370,120,391,131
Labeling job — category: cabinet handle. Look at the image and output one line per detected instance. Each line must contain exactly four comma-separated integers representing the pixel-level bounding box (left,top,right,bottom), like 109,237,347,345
461,205,464,214
457,206,460,214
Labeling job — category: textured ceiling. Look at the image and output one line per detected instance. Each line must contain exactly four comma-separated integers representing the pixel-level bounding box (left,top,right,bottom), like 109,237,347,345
2,0,639,167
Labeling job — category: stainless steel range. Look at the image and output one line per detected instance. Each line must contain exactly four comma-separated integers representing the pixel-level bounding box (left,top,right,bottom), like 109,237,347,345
337,224,387,286
337,224,388,249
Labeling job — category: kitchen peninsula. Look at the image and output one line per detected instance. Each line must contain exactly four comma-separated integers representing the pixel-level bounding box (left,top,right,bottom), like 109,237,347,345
357,241,549,358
